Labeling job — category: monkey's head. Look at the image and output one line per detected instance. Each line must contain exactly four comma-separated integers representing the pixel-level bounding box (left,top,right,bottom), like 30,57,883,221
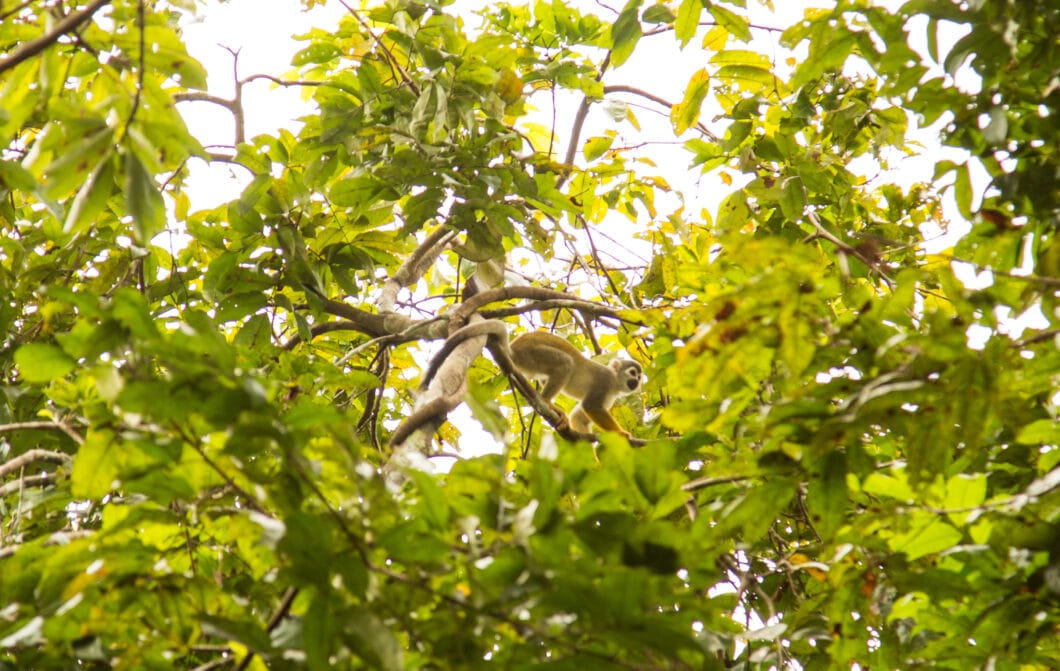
610,359,644,394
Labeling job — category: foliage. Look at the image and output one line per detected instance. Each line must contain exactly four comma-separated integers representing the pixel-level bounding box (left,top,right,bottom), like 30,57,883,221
2,0,1059,669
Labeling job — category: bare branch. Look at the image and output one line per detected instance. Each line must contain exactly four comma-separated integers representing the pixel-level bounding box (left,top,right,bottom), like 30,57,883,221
173,91,238,110
0,421,84,445
319,299,435,342
241,73,327,88
0,530,94,560
683,473,756,492
0,0,38,23
481,299,633,322
378,225,457,313
0,448,72,479
449,286,629,330
0,473,54,497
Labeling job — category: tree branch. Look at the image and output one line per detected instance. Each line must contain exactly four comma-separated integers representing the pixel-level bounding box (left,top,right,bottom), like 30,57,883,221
804,210,894,286
604,84,719,140
0,420,84,445
335,0,420,96
0,473,55,497
0,530,94,560
560,53,611,182
378,224,457,313
0,0,111,75
0,448,72,479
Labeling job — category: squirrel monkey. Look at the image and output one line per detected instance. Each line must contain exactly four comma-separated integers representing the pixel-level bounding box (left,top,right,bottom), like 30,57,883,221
421,321,644,438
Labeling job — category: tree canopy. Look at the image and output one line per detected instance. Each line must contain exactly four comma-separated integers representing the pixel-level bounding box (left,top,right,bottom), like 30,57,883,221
2,0,1059,669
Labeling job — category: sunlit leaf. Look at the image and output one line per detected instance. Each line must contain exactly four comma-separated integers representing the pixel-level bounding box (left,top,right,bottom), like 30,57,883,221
889,518,962,560
670,68,710,135
583,135,614,162
610,0,643,67
123,151,165,243
14,343,75,383
674,0,702,46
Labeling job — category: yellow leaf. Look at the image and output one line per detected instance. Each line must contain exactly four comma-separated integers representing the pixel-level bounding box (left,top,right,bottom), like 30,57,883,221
495,68,524,104
670,69,710,135
626,107,642,130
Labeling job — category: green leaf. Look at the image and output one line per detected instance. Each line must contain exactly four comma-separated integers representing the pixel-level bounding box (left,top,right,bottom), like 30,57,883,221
343,608,404,671
292,42,341,66
889,518,962,560
1015,419,1059,444
670,68,709,134
952,162,973,219
70,429,121,499
674,0,702,46
642,4,675,24
63,152,115,237
583,135,614,162
0,159,38,193
199,615,273,655
42,126,114,200
862,472,915,502
329,175,397,208
14,343,75,383
717,478,797,541
279,512,334,588
707,4,751,42
779,175,807,220
124,151,165,243
409,470,451,530
805,451,847,541
778,304,813,378
610,0,643,67
111,287,160,340
716,65,775,93
944,473,986,525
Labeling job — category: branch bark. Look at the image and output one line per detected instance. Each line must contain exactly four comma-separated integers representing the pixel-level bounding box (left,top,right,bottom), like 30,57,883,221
0,448,72,479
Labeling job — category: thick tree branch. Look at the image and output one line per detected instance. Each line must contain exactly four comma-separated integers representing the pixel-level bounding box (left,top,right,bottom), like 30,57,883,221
0,473,55,497
378,225,457,313
449,286,630,330
173,91,237,110
0,421,84,445
0,448,72,479
0,0,110,75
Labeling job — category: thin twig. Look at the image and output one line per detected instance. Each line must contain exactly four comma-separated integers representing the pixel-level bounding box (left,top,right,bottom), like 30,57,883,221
335,0,420,96
121,0,146,136
804,210,894,287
